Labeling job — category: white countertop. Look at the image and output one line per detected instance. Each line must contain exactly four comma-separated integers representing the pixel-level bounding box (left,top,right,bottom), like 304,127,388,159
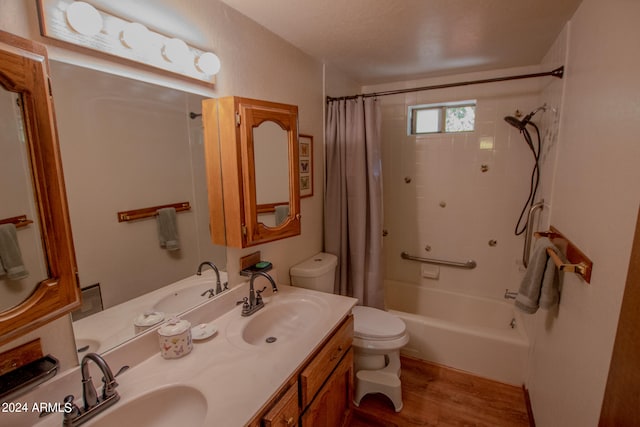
7,282,357,427
72,270,228,354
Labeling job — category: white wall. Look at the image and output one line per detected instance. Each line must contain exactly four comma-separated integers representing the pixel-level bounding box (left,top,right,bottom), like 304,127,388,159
527,0,640,425
0,0,326,368
365,68,551,300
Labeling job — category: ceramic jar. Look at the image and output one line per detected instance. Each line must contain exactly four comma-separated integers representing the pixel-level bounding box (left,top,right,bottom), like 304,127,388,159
157,318,193,359
134,311,165,334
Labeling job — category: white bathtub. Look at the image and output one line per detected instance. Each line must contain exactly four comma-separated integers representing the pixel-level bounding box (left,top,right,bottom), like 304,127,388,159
385,280,529,385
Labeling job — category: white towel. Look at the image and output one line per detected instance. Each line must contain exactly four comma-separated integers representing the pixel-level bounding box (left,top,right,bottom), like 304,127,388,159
515,237,560,314
0,223,29,280
156,208,180,251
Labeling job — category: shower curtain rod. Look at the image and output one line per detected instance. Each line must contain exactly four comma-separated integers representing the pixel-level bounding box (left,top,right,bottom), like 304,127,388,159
326,66,564,102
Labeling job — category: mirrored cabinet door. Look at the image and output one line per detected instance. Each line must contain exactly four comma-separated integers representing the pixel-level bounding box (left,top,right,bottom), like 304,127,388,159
203,96,300,248
0,31,80,345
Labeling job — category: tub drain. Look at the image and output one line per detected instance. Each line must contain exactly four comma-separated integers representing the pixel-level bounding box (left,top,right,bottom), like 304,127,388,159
265,336,277,343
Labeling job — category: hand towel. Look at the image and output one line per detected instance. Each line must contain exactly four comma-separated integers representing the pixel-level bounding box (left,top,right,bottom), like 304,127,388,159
274,205,290,226
156,207,180,251
515,237,560,314
0,223,29,280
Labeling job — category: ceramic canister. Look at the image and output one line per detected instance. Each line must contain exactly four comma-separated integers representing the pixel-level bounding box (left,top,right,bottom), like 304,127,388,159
134,311,165,334
157,318,193,359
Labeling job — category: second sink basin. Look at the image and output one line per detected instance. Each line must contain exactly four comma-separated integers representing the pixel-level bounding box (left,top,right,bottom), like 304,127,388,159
227,292,329,347
152,280,218,314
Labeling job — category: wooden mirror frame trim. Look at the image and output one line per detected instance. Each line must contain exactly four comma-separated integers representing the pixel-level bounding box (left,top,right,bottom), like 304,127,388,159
240,100,300,245
0,30,80,345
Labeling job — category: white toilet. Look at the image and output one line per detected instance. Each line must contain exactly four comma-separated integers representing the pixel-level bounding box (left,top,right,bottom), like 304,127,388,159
290,252,409,412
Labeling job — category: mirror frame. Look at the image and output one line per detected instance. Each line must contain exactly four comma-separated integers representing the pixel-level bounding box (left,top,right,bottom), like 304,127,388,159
241,100,300,244
0,30,80,345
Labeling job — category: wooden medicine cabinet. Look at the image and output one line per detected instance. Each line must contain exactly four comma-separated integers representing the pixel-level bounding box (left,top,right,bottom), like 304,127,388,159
0,31,80,345
203,97,301,248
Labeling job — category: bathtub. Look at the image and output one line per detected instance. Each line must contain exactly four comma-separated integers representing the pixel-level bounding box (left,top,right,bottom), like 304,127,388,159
385,280,529,385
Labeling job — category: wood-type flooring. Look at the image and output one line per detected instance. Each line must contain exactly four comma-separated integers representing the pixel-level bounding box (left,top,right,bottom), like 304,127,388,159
349,356,531,427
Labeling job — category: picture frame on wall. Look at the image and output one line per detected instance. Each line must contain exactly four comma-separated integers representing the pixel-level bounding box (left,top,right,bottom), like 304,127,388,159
299,134,313,198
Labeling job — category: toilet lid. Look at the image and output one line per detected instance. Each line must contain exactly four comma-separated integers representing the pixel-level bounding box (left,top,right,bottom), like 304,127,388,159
352,306,406,340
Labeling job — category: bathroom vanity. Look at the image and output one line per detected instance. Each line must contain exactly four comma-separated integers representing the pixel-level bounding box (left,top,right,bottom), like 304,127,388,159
7,283,357,427
249,314,354,427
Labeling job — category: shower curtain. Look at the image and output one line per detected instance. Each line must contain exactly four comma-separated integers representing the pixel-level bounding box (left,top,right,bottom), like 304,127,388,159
325,97,384,309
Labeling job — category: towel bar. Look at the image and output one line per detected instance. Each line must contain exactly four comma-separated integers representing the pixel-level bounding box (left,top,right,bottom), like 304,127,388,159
535,226,593,283
0,215,33,228
117,202,191,222
546,247,589,276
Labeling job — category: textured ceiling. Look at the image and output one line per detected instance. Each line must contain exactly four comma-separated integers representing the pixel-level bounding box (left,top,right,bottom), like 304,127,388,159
220,0,582,84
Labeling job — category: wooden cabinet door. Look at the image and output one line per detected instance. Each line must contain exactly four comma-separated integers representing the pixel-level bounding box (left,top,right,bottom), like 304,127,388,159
263,383,299,427
301,348,353,427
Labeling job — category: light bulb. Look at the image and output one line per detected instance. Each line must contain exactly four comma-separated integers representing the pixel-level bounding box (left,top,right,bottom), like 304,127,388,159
65,1,103,36
195,52,221,76
120,22,150,50
162,38,189,64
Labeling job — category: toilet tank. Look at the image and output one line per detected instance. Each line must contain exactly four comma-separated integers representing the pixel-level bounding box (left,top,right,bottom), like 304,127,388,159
290,252,337,293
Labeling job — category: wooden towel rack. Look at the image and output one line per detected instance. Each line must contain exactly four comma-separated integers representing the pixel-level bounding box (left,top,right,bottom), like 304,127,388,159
534,225,593,283
0,215,34,229
117,202,191,222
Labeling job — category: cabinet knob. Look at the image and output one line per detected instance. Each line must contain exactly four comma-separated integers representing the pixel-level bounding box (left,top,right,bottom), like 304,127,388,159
285,416,295,426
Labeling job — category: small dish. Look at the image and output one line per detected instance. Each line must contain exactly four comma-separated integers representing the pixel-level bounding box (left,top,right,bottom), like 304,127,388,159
191,322,218,341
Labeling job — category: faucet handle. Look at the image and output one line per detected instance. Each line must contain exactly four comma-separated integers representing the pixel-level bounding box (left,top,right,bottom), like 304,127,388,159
255,287,267,304
223,281,229,291
101,375,119,399
236,297,249,308
63,395,80,421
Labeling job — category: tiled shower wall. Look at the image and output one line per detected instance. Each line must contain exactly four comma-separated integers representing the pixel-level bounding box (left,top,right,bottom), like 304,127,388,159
370,67,561,300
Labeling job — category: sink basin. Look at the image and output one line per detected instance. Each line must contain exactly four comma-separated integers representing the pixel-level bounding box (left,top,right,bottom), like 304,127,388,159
237,295,327,346
153,281,217,313
89,385,207,427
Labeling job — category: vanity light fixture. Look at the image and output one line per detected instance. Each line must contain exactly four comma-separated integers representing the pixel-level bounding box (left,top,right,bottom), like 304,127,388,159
65,1,102,36
38,0,221,84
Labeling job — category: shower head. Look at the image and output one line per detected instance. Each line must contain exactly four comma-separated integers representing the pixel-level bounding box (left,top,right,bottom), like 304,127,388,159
504,104,547,130
504,115,526,130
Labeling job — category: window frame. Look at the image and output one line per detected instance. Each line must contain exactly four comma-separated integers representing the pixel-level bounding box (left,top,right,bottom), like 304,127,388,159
408,100,476,135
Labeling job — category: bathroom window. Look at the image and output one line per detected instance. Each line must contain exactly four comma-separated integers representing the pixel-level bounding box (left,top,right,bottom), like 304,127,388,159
409,100,476,134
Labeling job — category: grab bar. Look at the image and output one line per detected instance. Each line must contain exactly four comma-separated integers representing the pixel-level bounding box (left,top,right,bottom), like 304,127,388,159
523,200,545,268
401,252,477,269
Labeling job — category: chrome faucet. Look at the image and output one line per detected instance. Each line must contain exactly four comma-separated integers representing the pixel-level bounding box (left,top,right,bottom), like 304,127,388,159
63,353,121,427
196,261,228,295
238,272,278,317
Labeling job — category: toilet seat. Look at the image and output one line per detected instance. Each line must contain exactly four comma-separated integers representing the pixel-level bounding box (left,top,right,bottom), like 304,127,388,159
352,306,407,340
351,306,409,352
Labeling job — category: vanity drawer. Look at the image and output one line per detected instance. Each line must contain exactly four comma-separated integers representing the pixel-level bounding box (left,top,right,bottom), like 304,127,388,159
300,315,353,407
262,382,299,427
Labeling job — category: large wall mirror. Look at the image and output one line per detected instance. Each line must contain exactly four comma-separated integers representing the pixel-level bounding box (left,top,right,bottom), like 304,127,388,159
0,31,80,345
46,60,227,356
